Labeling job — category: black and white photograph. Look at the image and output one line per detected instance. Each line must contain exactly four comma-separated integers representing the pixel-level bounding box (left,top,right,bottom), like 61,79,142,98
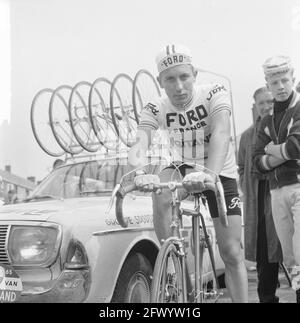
0,0,300,308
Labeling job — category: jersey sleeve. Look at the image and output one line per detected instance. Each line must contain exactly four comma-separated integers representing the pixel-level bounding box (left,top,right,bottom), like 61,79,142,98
137,102,160,130
206,83,232,118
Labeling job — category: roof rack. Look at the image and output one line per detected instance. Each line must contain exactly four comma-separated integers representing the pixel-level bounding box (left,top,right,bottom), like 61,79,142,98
30,69,162,160
30,68,237,161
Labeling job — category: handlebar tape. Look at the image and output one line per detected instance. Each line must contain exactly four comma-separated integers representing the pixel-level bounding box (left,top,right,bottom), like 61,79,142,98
115,183,136,228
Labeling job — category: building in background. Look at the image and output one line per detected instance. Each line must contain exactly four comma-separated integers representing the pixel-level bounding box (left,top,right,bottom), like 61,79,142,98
0,165,36,204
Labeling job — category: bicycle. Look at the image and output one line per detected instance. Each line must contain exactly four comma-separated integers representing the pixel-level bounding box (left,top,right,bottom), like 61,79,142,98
113,164,228,303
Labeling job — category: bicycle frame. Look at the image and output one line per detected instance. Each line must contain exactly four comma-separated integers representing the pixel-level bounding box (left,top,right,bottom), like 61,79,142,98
168,186,221,303
167,184,188,302
183,195,221,302
113,178,226,303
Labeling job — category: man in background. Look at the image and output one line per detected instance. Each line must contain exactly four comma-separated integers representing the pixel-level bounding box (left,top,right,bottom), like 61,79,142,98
253,55,300,302
238,87,282,302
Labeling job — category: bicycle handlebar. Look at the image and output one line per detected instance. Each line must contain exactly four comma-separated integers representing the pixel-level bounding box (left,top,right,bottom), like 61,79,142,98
115,179,228,228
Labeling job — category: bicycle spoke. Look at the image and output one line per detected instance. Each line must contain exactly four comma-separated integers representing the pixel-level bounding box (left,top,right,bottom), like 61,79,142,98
89,77,120,151
110,73,138,147
151,239,184,303
49,85,83,155
69,81,99,152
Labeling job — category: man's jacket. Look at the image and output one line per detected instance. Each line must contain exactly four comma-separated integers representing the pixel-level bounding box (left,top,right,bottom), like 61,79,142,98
238,121,282,262
253,92,300,190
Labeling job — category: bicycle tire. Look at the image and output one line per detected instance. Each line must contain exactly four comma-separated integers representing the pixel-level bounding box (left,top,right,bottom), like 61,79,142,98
132,69,161,123
151,238,185,303
68,81,99,152
193,218,220,303
109,73,137,147
30,88,64,157
49,85,83,155
198,242,219,303
88,77,120,151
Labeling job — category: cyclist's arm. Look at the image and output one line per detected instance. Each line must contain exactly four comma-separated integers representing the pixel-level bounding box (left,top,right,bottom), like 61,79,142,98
206,109,231,179
128,101,160,170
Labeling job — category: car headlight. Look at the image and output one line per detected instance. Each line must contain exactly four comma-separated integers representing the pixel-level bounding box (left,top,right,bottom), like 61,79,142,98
8,225,62,267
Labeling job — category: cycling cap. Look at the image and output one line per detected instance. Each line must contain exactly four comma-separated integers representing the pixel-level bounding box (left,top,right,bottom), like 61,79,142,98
155,44,192,74
263,55,293,78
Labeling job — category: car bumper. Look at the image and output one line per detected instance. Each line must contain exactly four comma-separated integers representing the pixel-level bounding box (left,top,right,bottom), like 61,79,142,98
18,268,91,303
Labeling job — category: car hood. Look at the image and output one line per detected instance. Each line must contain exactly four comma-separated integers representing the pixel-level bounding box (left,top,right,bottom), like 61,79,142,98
0,200,67,221
0,195,154,228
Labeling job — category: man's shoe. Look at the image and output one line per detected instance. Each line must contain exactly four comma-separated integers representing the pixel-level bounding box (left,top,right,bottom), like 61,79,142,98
259,295,279,303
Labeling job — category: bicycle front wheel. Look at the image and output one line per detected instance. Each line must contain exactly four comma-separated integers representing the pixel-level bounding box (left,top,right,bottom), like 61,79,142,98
192,221,220,303
151,239,185,303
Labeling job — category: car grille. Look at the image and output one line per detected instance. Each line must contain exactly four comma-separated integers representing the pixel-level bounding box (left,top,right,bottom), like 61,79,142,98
0,225,10,264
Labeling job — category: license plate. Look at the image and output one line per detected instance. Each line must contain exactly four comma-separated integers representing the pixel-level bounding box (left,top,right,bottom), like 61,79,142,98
0,264,23,303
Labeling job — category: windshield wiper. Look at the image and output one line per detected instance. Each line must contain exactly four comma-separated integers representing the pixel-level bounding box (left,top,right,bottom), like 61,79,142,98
23,195,64,202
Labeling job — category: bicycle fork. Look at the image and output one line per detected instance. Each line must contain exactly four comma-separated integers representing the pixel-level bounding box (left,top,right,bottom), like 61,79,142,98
170,187,188,303
183,195,221,303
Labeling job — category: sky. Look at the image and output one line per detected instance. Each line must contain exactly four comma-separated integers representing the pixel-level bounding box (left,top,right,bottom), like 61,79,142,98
0,0,10,123
0,0,300,181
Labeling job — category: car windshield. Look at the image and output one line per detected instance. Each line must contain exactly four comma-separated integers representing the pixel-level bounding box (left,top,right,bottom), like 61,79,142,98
28,158,163,200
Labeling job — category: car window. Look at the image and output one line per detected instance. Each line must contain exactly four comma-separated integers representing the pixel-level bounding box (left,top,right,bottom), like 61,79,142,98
28,157,165,200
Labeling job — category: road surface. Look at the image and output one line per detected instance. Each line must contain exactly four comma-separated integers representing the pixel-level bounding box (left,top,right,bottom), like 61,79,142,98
218,265,296,303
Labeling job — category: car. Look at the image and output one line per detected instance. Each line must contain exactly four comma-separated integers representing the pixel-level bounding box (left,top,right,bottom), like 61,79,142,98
0,155,225,303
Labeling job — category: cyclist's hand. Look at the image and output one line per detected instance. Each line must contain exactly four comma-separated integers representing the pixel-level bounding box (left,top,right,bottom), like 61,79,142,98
182,171,214,193
134,174,161,194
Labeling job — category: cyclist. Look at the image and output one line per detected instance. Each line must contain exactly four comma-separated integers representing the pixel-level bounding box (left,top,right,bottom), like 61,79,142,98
128,44,248,302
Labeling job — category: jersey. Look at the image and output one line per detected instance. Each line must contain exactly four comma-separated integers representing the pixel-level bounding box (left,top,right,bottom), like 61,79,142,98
138,83,237,179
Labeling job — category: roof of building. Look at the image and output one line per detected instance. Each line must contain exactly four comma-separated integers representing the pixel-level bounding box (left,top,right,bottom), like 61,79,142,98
0,169,36,190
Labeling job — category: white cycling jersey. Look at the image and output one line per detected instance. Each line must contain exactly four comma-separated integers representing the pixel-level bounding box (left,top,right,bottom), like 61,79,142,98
138,83,237,178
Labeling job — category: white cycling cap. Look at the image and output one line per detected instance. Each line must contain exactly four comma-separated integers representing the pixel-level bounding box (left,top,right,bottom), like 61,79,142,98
155,44,192,74
263,55,293,78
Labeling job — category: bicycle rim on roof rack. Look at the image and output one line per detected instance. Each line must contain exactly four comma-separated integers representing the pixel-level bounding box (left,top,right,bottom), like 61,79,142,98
132,69,161,123
110,73,138,147
49,85,83,155
31,88,65,157
88,77,121,152
68,81,100,153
